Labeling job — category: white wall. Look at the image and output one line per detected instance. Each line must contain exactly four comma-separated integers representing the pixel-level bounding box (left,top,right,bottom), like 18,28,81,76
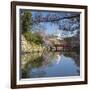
0,0,89,90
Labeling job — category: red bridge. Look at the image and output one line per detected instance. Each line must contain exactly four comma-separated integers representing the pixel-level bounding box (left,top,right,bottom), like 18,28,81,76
50,44,72,52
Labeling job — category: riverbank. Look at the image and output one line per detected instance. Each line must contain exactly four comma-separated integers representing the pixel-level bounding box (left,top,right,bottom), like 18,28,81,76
21,35,47,53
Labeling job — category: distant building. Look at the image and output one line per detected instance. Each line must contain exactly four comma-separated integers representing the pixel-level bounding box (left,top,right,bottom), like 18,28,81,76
57,33,63,40
54,29,66,40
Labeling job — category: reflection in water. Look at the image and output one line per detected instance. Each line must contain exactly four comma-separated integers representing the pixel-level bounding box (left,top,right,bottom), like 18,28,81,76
21,51,80,78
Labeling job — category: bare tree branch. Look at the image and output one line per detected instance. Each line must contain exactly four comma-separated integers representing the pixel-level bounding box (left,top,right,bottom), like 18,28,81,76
32,14,80,24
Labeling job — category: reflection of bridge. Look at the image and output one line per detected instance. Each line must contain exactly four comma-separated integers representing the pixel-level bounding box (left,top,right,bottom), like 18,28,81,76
50,44,72,52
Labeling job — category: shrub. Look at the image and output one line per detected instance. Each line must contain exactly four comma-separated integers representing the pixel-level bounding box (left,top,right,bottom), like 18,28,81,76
23,31,43,45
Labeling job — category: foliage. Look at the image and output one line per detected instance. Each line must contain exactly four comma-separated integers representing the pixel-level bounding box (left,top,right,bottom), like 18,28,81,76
32,32,44,45
21,11,32,33
23,31,32,41
64,37,72,42
23,31,43,45
21,11,44,45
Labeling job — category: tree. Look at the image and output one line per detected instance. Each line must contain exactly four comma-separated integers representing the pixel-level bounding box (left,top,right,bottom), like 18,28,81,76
21,11,32,33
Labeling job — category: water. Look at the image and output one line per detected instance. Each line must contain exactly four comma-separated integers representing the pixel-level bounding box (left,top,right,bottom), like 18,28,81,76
21,51,80,78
